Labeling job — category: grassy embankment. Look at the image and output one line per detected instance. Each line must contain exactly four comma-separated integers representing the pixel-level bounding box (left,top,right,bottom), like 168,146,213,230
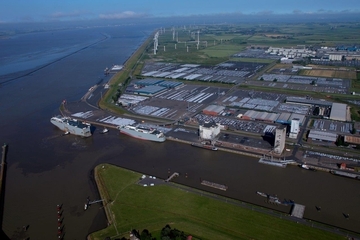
89,164,344,240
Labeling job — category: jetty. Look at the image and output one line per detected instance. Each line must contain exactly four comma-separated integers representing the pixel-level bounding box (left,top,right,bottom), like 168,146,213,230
330,170,360,180
201,180,228,191
258,155,296,168
165,172,179,182
291,204,306,219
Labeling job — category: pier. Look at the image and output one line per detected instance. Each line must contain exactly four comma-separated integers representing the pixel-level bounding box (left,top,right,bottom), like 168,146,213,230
201,180,228,191
165,172,179,182
0,144,9,240
291,204,306,219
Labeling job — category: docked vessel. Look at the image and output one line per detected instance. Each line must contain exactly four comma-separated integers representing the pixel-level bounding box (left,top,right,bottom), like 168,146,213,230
299,163,317,171
191,142,218,151
117,125,166,142
50,116,91,137
300,164,310,170
256,191,268,198
330,170,360,180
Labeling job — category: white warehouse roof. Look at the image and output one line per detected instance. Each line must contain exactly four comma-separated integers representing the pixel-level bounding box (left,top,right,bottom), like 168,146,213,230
330,103,347,122
308,130,337,142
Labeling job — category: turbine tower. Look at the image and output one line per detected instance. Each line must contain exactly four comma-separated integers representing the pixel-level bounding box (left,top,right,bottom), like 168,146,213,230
197,30,200,45
153,31,159,55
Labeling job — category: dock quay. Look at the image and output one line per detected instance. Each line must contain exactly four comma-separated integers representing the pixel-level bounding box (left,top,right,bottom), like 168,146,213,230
0,144,8,239
330,170,360,180
165,172,179,182
291,204,306,219
258,157,296,168
201,180,228,191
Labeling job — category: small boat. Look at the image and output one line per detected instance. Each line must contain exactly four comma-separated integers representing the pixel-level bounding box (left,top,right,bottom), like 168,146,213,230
256,191,268,197
84,203,88,210
64,131,70,135
101,127,109,134
301,164,310,170
299,163,316,171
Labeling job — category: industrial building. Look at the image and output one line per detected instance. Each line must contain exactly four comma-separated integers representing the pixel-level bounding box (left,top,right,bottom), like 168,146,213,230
242,110,279,123
276,112,291,124
199,120,221,140
344,135,360,146
289,118,300,139
274,126,286,154
289,113,305,126
202,105,226,116
286,97,333,107
330,103,348,122
308,130,337,142
130,85,167,96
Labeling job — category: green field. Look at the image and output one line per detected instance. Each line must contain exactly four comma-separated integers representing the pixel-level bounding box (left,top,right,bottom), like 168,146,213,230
89,164,344,240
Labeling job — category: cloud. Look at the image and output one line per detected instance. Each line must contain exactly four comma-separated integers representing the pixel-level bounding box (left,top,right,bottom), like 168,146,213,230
255,10,274,15
99,11,148,19
47,10,91,20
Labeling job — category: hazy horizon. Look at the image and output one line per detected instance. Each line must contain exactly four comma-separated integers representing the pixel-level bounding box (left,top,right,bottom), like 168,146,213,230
1,0,360,23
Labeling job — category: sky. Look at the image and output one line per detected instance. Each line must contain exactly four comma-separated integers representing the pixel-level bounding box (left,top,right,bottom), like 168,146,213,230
1,0,360,22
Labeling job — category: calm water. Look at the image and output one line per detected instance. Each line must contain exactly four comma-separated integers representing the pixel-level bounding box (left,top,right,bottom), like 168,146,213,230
0,23,359,239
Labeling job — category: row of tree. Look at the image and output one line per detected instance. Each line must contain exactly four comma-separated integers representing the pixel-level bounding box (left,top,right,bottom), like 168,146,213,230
124,224,188,240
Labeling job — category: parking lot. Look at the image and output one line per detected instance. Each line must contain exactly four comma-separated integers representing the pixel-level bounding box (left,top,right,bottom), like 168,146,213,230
255,73,349,94
128,84,229,120
141,61,266,84
194,113,278,135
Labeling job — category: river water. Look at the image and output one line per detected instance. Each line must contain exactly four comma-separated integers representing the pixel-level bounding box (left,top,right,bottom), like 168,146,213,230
0,23,359,239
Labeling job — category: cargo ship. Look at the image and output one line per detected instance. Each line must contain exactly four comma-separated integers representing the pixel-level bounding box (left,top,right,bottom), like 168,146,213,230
50,116,92,137
191,142,218,151
117,125,166,142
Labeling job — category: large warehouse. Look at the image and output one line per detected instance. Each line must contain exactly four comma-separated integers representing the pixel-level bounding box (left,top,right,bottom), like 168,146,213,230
330,103,347,122
308,130,337,142
203,105,226,116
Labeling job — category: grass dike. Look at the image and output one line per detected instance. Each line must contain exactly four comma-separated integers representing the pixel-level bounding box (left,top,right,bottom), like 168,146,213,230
89,164,344,240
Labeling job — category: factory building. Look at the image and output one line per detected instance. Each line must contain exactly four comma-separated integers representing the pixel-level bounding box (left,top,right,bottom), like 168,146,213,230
286,97,332,107
308,130,337,143
330,103,348,122
130,85,167,96
202,105,226,116
242,110,279,123
276,112,291,124
289,113,305,126
274,126,286,154
289,118,300,139
199,120,221,140
344,135,360,146
329,54,343,61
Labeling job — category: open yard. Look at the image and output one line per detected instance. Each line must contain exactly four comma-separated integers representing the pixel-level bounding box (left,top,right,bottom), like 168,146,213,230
301,69,356,79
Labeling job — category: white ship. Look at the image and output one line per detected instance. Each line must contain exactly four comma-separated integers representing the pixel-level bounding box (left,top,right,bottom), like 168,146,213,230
50,116,91,137
117,125,166,142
